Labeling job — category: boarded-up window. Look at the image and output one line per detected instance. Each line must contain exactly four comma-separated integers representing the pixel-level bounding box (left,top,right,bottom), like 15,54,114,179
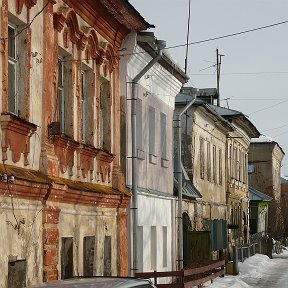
8,259,26,288
162,226,167,268
207,141,211,181
83,236,95,276
103,236,112,276
160,113,167,159
61,237,73,279
151,226,157,270
200,138,205,179
149,106,156,155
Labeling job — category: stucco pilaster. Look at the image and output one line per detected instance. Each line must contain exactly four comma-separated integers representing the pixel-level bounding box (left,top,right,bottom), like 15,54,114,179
117,209,128,276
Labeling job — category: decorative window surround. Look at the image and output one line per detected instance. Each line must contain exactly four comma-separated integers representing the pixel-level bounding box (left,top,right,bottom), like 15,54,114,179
0,113,37,165
16,0,38,14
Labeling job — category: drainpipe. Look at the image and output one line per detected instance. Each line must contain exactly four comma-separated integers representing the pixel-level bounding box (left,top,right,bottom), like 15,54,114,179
131,38,166,275
175,95,196,270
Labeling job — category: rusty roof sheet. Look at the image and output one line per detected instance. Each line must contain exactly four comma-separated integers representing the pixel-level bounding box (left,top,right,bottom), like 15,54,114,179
0,164,131,196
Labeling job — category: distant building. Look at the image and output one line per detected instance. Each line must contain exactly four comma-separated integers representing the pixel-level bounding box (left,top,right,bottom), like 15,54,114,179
174,90,233,263
248,135,285,239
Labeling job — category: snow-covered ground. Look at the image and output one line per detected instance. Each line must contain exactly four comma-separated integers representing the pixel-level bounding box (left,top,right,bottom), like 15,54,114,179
204,248,288,288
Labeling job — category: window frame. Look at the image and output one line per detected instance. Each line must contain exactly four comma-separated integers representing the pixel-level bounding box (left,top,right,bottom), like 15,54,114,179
8,24,18,115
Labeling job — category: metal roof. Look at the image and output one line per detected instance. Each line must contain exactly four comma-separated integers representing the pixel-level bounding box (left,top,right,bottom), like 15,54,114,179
174,159,202,199
249,186,272,201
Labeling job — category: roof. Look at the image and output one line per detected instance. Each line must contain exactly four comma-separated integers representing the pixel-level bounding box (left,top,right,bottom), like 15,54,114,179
174,159,202,199
250,134,285,155
207,104,243,118
99,0,154,30
138,41,189,84
249,186,272,201
251,134,274,143
0,164,131,196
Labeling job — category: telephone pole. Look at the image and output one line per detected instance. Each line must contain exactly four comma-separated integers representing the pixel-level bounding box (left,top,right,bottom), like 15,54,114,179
216,49,224,106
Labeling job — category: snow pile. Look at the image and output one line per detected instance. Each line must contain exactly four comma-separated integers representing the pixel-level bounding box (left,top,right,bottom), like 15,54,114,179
204,249,288,288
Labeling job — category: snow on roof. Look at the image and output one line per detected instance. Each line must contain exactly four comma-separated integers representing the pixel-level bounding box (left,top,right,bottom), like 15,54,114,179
251,134,274,143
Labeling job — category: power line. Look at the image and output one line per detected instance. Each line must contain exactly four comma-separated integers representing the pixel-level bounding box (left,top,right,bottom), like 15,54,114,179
248,98,288,116
190,71,288,76
167,19,288,49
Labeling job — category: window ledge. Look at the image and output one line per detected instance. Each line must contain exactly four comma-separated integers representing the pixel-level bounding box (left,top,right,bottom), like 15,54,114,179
137,149,145,160
161,158,169,168
96,150,115,183
149,154,157,165
78,144,99,178
52,134,80,173
0,113,37,165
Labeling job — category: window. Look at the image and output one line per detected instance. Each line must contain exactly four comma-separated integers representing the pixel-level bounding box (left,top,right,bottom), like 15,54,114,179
200,138,205,179
160,112,167,159
100,78,111,152
151,226,157,270
149,106,156,155
8,25,17,115
83,236,95,276
207,141,211,181
61,237,73,279
103,236,112,276
219,149,223,185
58,58,64,133
81,67,94,144
213,145,217,183
162,226,167,268
58,54,72,136
136,98,143,151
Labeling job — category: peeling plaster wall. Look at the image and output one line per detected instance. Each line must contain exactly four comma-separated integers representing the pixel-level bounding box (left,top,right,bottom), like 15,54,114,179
0,197,43,287
57,204,119,277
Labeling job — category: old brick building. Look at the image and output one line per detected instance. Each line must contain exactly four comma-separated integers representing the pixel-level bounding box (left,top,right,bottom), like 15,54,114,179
0,0,150,286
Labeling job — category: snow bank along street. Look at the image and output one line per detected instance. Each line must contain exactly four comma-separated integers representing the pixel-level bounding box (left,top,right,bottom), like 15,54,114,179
206,249,288,288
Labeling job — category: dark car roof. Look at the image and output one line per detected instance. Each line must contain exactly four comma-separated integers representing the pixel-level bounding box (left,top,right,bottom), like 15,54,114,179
29,277,155,288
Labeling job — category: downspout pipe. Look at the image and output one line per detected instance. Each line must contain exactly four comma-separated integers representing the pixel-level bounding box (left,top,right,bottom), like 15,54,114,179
175,95,196,270
131,39,166,275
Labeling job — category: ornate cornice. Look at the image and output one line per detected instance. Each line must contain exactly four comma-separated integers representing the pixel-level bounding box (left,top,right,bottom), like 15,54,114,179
16,0,37,14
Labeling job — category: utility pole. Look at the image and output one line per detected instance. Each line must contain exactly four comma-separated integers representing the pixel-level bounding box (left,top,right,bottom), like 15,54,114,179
216,49,224,106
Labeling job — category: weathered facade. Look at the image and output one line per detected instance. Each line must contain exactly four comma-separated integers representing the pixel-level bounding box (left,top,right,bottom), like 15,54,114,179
174,91,234,263
0,0,150,286
208,105,260,256
119,34,187,273
281,177,288,238
248,136,285,239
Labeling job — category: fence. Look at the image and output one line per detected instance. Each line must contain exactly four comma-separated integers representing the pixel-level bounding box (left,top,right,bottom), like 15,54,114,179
135,260,225,288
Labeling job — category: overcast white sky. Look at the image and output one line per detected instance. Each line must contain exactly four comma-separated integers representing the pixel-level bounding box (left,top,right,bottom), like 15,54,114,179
129,0,288,176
